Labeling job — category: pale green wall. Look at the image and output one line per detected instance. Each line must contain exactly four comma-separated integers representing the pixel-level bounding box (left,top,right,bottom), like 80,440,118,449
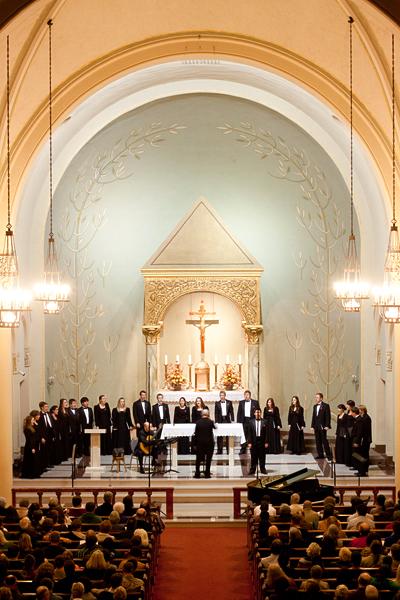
45,93,360,423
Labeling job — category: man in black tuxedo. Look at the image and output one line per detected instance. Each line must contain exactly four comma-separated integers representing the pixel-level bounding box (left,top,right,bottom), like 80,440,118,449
247,408,268,474
311,392,332,460
68,398,81,457
237,389,260,454
78,397,94,456
215,390,234,454
133,390,152,429
38,401,56,470
193,409,216,478
351,406,368,476
151,393,171,428
359,405,372,474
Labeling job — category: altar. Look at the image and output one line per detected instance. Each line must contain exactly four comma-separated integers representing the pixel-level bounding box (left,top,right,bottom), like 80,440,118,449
161,422,245,469
158,390,245,420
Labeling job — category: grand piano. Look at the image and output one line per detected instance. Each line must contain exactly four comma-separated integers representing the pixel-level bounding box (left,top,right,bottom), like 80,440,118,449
247,467,334,504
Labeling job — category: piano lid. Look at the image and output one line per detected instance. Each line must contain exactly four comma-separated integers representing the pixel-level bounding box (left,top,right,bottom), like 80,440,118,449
265,467,319,489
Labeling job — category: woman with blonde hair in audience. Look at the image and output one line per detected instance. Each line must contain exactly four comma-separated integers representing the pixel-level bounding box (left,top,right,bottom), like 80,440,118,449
298,542,322,567
334,584,349,599
133,528,149,547
113,587,127,600
263,563,296,593
70,582,84,600
84,549,109,578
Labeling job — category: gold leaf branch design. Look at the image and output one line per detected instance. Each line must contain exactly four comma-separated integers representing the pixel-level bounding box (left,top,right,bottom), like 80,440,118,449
220,121,349,402
55,122,186,397
286,330,303,360
104,334,120,364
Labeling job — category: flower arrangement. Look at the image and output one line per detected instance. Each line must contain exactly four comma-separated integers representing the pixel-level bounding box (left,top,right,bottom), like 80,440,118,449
166,364,187,390
220,364,241,390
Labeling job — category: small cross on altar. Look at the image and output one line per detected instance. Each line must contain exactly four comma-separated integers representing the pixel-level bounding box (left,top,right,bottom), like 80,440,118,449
186,300,219,358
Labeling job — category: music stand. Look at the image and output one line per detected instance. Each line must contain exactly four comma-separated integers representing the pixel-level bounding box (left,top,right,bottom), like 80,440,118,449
160,437,179,475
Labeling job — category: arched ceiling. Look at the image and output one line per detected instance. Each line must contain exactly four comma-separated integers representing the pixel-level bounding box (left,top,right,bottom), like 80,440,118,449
0,0,399,27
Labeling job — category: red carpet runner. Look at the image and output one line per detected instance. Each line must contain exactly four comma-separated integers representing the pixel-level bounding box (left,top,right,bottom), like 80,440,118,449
153,526,252,600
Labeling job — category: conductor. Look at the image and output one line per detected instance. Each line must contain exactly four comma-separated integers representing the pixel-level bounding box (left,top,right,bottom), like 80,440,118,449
193,409,216,479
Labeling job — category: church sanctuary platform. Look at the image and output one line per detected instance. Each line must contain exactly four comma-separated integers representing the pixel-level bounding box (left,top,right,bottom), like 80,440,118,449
14,449,395,521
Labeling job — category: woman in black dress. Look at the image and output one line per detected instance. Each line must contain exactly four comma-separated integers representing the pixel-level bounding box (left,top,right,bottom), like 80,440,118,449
94,395,112,455
49,405,61,465
58,398,70,461
21,415,40,478
111,397,134,454
191,397,209,423
287,395,306,454
174,397,190,455
263,397,282,454
335,403,350,464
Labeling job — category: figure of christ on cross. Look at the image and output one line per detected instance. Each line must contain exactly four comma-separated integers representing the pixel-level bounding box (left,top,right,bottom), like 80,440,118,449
186,300,219,358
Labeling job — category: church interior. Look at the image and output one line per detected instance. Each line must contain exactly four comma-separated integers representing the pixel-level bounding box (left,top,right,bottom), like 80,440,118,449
0,0,400,598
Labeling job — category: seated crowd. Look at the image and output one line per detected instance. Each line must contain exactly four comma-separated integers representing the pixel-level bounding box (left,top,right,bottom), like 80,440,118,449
249,491,400,599
0,491,164,600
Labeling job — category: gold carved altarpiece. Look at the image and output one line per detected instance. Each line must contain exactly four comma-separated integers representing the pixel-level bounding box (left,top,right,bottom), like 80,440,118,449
141,198,263,399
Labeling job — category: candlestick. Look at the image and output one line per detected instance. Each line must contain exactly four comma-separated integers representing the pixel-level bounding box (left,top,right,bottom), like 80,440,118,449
213,363,219,389
188,364,193,389
188,354,192,365
238,354,242,365
226,354,230,365
238,364,242,387
164,364,168,388
164,354,168,365
176,354,180,364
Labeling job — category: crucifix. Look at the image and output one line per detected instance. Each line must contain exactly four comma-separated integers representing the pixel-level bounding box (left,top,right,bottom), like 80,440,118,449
186,300,219,359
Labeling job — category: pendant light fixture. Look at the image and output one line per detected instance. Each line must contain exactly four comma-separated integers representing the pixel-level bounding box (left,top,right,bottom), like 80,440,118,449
334,16,369,311
0,36,31,328
373,34,400,323
34,19,70,314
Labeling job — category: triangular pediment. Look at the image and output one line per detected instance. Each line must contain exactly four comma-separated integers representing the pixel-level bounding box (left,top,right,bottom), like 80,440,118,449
143,198,262,271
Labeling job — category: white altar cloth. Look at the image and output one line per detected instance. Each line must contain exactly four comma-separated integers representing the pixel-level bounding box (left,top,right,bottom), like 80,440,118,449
161,423,245,468
160,391,244,403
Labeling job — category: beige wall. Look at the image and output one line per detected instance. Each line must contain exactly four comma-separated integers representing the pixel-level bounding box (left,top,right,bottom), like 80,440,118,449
0,0,398,495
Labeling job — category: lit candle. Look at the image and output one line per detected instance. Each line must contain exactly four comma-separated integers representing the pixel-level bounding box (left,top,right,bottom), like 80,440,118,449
164,354,168,365
226,355,230,364
188,354,192,365
176,354,180,363
214,354,218,365
238,354,242,365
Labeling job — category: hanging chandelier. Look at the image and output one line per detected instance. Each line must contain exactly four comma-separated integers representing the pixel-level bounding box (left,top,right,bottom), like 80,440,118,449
373,34,400,323
0,36,31,328
334,16,369,312
34,19,70,314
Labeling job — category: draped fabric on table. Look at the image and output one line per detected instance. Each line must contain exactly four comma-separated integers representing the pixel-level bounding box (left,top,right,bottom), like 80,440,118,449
173,406,190,454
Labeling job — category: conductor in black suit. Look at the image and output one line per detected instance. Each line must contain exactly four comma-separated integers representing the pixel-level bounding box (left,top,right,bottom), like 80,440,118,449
151,393,171,428
78,397,94,456
193,409,216,478
132,390,152,429
237,389,260,454
311,392,332,460
215,390,234,454
247,408,268,474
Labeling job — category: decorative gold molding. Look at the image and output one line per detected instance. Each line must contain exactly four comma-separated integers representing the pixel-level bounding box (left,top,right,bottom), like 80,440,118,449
242,324,263,345
143,277,261,327
142,324,163,345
